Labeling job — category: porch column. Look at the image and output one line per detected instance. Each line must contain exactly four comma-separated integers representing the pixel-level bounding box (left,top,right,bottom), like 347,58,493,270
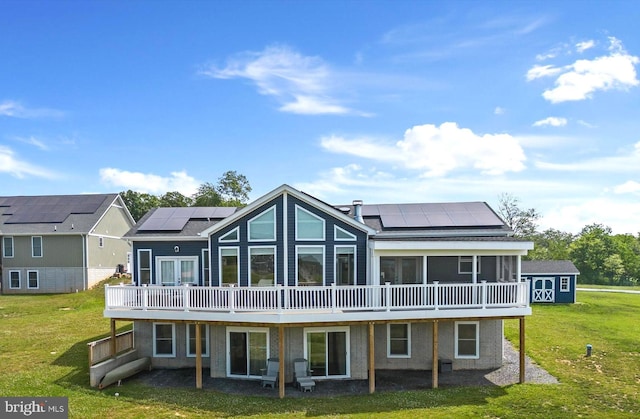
110,319,117,358
368,322,375,394
432,320,439,388
516,255,522,281
519,317,526,384
195,323,202,389
278,325,285,399
472,255,478,283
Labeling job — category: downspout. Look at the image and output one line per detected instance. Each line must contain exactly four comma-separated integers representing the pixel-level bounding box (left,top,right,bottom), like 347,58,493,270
82,234,88,291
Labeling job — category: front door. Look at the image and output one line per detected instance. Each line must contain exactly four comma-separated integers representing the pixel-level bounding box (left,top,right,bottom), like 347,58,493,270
532,277,555,302
157,257,198,286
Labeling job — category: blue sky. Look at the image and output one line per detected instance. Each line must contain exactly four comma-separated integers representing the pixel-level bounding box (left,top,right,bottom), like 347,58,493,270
2,0,640,234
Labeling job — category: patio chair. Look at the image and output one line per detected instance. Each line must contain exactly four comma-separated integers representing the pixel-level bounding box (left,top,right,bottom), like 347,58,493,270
261,358,279,388
293,358,315,392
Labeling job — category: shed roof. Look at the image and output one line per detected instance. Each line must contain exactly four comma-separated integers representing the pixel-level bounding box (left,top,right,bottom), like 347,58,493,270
521,260,580,275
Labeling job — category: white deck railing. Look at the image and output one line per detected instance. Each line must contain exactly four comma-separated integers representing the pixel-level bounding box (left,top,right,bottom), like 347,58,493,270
105,281,529,314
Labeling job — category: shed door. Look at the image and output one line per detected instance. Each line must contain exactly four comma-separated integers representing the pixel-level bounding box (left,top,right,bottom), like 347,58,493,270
532,277,555,302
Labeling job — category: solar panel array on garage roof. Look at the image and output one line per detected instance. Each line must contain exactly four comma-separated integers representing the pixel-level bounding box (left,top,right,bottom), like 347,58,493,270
362,202,503,228
2,195,106,224
137,207,236,231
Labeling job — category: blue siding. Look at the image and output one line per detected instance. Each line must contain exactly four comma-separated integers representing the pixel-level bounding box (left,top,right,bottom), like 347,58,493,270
132,240,208,285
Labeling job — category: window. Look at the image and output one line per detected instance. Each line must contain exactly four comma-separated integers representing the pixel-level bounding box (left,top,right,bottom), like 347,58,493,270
202,249,210,286
295,206,325,240
138,249,152,285
455,321,479,359
249,247,275,286
297,246,324,286
335,246,355,285
9,271,20,289
31,236,43,258
380,257,422,284
219,227,239,243
220,247,239,286
227,327,269,377
187,324,209,357
248,207,276,241
153,323,176,357
458,256,481,274
334,226,356,241
27,270,39,289
560,276,570,292
387,323,411,358
3,237,14,258
98,236,104,248
304,327,349,378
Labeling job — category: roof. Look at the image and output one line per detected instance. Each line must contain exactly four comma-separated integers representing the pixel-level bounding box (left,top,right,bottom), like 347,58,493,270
0,193,125,235
125,206,238,239
521,260,580,275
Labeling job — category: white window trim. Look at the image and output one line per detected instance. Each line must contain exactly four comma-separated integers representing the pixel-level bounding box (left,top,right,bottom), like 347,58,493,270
295,245,325,286
31,236,43,258
387,323,411,358
248,245,277,287
455,321,480,359
3,236,14,258
187,324,210,357
560,276,570,292
295,205,325,241
219,227,240,243
156,256,199,286
27,270,39,289
334,245,357,285
334,225,357,241
153,323,176,357
248,206,277,242
303,326,350,379
137,249,153,285
9,270,21,289
226,327,270,378
202,249,210,287
458,256,481,274
219,246,240,286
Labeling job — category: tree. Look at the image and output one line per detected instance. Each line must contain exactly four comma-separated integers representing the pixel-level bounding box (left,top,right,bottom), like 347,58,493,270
120,190,161,222
497,193,540,238
216,170,252,206
569,224,614,284
192,182,223,207
528,228,574,261
160,191,192,207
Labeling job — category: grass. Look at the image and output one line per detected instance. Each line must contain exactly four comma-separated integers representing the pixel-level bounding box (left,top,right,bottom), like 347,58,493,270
1,280,639,418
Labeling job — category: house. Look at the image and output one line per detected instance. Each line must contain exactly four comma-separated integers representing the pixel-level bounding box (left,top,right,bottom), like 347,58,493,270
0,194,135,294
521,260,580,304
99,184,533,397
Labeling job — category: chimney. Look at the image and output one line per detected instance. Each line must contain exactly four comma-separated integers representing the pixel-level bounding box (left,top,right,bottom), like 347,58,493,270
353,200,364,223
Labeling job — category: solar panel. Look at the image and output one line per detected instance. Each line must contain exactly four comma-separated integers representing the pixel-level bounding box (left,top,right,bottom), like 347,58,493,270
2,195,105,224
137,207,236,231
371,202,503,228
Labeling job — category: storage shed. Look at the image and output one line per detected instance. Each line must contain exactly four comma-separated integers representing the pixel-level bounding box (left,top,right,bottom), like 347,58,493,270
521,260,580,303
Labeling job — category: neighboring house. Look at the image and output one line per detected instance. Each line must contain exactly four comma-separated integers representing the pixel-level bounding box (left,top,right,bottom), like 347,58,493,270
101,184,533,396
0,194,135,294
521,260,580,304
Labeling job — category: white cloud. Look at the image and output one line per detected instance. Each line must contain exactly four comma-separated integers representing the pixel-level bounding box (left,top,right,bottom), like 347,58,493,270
526,64,564,81
613,180,640,194
494,106,505,115
532,117,567,127
576,40,595,53
0,100,64,118
99,168,201,196
321,122,526,177
15,136,49,151
536,140,640,172
200,45,361,116
541,198,640,234
0,146,59,179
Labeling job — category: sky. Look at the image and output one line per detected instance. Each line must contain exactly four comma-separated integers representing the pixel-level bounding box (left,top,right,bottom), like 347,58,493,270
2,0,640,235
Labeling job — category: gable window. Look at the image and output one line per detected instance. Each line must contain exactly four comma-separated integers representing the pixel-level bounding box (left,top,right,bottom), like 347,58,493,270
220,247,239,286
458,256,481,274
334,226,356,241
249,246,275,286
248,207,276,241
3,237,14,258
455,321,479,359
98,236,104,248
153,323,176,357
219,227,239,243
27,270,39,289
138,249,152,285
202,249,210,286
32,236,43,258
560,276,570,292
335,246,355,285
297,246,324,286
9,271,20,289
295,206,325,240
380,257,422,284
387,323,411,358
187,324,209,357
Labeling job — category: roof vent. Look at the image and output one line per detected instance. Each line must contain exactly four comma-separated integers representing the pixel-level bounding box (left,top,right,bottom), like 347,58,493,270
353,200,364,223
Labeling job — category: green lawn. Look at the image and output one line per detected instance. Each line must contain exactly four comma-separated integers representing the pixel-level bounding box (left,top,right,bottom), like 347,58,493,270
1,281,638,418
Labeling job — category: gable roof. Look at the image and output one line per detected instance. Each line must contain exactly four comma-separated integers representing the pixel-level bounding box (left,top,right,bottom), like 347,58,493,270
521,260,580,275
0,193,130,235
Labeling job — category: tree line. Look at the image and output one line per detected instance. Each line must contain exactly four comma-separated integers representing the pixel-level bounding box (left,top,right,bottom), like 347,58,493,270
498,193,640,286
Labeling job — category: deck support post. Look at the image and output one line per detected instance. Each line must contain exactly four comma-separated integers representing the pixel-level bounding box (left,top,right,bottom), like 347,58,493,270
110,319,117,358
519,317,526,384
195,323,202,389
368,322,375,394
279,325,285,399
432,320,439,388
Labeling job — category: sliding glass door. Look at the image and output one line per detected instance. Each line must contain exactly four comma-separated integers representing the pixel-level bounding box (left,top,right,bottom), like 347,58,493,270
305,327,349,378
